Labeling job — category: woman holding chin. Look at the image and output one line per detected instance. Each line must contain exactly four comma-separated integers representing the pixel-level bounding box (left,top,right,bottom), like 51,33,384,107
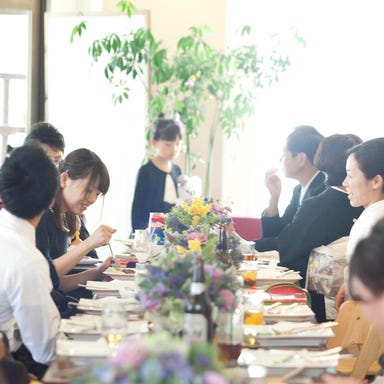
323,218,384,384
335,138,384,310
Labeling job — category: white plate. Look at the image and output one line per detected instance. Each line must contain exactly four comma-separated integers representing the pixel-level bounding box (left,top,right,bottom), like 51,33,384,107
84,280,135,297
75,297,143,316
243,322,334,348
255,270,302,287
77,257,100,266
57,339,110,357
238,348,339,377
103,267,136,281
60,318,149,341
264,304,315,323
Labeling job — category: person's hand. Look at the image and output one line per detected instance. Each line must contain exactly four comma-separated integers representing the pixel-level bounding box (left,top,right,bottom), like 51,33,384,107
0,336,6,360
88,225,116,249
263,168,282,217
264,168,282,199
97,256,112,279
335,283,346,310
28,373,39,381
321,373,366,384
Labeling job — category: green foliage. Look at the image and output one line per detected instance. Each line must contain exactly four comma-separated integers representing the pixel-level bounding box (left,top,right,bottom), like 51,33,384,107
71,8,301,194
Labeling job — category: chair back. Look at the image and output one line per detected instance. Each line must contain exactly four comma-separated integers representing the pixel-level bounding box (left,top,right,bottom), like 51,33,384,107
232,216,262,241
327,300,383,379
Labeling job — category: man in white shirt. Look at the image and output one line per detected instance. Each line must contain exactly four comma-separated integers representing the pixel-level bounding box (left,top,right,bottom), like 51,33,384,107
0,144,60,378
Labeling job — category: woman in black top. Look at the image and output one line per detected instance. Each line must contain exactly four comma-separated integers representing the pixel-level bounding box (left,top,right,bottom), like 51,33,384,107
131,114,182,231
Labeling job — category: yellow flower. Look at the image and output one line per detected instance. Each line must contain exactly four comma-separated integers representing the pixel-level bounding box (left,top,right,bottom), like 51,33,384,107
196,70,201,78
189,75,196,82
192,215,200,227
184,197,211,217
176,245,187,254
188,239,202,255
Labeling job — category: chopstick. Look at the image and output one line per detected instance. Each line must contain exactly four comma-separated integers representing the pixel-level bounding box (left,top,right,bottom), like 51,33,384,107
280,364,305,382
280,347,342,382
280,321,338,335
108,243,114,258
264,302,282,312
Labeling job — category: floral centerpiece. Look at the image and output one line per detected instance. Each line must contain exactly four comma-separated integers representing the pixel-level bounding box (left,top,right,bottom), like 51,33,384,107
137,197,246,333
137,250,241,334
71,333,229,384
165,197,243,266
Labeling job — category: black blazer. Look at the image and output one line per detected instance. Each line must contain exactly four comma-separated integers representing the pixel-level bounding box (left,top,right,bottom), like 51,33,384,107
131,161,181,231
277,187,363,285
255,171,326,251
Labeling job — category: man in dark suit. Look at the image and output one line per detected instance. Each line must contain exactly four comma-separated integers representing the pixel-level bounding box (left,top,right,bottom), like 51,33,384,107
254,126,326,251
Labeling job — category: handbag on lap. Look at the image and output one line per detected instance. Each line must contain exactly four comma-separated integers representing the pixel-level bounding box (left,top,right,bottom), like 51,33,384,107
306,236,348,297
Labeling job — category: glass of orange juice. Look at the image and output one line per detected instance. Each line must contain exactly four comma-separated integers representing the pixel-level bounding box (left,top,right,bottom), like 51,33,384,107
241,261,258,286
243,293,264,325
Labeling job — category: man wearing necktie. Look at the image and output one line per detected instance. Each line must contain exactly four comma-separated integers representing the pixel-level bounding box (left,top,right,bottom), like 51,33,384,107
254,126,326,252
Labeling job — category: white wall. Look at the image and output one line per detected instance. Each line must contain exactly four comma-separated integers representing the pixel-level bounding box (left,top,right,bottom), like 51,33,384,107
224,0,384,216
45,12,147,256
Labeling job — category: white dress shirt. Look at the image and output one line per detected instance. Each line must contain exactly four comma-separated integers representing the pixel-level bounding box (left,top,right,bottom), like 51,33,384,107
163,173,178,204
299,171,321,205
346,200,384,261
0,209,60,364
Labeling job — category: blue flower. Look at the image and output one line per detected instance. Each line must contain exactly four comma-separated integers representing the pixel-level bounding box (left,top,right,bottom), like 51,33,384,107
139,359,163,382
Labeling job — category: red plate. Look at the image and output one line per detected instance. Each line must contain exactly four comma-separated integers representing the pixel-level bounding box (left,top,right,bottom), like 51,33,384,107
264,283,311,305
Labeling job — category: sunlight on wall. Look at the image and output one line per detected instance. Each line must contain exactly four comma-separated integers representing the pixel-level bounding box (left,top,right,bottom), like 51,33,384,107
45,14,147,255
224,0,384,216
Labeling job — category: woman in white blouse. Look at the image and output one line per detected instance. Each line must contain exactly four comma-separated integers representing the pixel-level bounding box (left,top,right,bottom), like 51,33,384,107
335,138,384,309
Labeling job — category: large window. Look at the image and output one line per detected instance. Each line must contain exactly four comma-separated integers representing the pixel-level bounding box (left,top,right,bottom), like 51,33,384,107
0,11,31,163
224,0,384,216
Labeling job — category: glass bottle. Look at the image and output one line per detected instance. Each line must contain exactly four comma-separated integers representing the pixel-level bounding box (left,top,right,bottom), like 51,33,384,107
217,218,233,268
183,256,213,343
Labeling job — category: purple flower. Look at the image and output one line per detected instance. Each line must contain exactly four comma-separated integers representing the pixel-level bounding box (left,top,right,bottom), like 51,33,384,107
219,289,235,312
195,352,213,369
159,352,194,381
137,292,161,311
154,282,167,296
186,231,207,244
139,359,163,382
200,371,229,384
204,263,224,281
185,80,195,87
110,339,148,368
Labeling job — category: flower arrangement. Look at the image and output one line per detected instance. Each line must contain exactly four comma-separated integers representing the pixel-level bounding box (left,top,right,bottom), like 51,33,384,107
165,197,243,267
137,250,241,333
71,333,229,384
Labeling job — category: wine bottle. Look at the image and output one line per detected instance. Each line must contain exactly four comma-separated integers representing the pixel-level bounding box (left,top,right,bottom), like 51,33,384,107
217,218,232,268
183,257,213,343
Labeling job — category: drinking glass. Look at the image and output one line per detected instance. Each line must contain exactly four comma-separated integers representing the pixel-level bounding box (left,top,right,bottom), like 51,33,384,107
243,293,264,325
101,299,127,354
241,261,258,287
216,309,244,366
133,229,149,252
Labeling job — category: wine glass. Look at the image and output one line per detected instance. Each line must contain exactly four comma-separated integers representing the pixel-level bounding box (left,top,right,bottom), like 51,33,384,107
101,299,127,354
133,229,151,263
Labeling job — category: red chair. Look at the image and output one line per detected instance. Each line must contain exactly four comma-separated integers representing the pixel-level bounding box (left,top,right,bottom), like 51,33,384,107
231,216,262,241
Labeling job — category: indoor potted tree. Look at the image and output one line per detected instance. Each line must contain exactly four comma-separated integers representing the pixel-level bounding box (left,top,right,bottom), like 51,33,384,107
71,0,301,196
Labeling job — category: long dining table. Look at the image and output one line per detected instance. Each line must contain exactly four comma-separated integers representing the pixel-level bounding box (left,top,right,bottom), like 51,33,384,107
41,255,337,384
